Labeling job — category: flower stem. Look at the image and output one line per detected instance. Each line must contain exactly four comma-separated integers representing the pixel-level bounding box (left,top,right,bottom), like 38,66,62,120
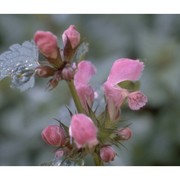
67,80,84,114
93,153,104,166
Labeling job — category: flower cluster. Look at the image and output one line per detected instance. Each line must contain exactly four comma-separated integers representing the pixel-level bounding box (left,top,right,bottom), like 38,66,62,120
37,25,147,166
34,25,80,90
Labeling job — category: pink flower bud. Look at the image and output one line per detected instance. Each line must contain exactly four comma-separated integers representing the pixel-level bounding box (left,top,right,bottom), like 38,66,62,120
128,91,148,110
117,127,132,140
69,114,98,149
61,65,75,81
41,125,66,147
54,147,70,159
35,66,55,78
54,150,64,159
100,146,116,162
62,25,80,49
34,31,59,59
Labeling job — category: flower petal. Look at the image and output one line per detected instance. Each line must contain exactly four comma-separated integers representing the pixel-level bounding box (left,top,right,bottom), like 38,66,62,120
41,125,66,147
69,114,98,149
103,82,128,120
76,84,95,112
107,58,144,85
34,31,59,59
74,61,96,86
62,25,80,49
128,91,148,110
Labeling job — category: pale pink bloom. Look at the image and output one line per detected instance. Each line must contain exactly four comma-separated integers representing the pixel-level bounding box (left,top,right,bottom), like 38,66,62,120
117,127,132,140
74,61,96,111
34,31,59,59
62,25,80,49
69,114,98,149
103,58,146,120
100,146,116,162
128,91,148,110
41,125,66,147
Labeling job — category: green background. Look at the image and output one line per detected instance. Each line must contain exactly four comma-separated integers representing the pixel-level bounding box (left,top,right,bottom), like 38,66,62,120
0,15,180,165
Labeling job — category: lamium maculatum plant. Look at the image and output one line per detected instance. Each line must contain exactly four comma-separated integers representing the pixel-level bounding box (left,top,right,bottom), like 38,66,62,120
0,25,147,166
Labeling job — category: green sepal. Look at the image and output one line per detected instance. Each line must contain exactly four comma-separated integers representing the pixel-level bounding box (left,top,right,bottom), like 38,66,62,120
86,102,100,127
53,118,69,134
65,105,74,117
118,80,140,91
63,37,76,62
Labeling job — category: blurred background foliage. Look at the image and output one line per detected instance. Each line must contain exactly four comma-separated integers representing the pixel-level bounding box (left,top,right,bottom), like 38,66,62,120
0,14,180,165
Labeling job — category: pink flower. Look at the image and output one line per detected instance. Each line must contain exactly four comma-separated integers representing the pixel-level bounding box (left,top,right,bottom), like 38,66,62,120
103,58,147,120
69,114,98,149
117,127,132,140
62,25,80,49
100,146,116,162
74,61,96,111
41,125,66,147
34,31,59,59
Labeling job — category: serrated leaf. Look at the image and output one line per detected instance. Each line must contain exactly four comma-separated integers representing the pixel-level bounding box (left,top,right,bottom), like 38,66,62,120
0,40,39,91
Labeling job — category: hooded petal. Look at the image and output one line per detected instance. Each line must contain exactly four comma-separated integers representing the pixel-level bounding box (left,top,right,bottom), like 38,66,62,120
74,61,96,86
107,58,144,85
